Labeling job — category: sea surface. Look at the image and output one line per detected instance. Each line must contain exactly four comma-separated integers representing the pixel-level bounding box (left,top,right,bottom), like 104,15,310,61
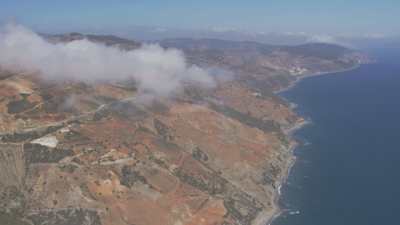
272,47,400,225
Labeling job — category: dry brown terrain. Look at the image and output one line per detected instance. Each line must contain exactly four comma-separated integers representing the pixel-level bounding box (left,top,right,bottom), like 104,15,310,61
0,36,367,225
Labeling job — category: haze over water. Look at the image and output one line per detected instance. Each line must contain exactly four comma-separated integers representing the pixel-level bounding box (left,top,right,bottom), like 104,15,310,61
273,47,400,225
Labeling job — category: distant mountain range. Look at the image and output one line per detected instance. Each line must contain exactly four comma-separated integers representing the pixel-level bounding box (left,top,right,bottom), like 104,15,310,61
42,33,369,91
40,25,399,48
42,32,141,50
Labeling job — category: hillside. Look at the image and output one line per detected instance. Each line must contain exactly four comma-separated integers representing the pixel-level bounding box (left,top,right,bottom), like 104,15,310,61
161,38,368,91
0,34,367,225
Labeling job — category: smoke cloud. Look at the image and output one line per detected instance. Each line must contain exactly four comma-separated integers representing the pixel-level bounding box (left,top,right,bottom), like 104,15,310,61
0,24,215,96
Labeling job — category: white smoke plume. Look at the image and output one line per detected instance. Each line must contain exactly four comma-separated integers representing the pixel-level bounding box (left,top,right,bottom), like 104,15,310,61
0,24,215,96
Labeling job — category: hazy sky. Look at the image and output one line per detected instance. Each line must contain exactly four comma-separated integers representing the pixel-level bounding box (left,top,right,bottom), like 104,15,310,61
1,0,399,36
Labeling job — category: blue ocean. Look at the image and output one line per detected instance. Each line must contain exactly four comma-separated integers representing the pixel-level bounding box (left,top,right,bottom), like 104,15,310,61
273,47,400,225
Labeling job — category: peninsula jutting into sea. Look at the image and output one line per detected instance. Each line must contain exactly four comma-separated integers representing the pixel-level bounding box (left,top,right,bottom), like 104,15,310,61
0,25,370,225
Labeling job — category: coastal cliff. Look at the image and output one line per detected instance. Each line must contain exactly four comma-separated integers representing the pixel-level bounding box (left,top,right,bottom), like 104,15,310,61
0,35,367,225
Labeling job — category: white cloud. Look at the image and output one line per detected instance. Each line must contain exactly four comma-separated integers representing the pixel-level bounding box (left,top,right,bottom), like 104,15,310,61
0,24,215,96
307,34,339,44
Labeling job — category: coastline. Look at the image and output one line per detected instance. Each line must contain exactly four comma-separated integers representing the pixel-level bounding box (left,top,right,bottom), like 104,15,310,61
255,63,362,225
274,64,361,95
252,116,307,225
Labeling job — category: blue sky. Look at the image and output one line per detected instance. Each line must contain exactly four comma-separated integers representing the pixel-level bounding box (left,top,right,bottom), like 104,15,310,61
1,0,399,36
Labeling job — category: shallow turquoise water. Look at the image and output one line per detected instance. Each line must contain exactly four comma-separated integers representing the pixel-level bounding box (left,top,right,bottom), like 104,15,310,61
273,48,400,225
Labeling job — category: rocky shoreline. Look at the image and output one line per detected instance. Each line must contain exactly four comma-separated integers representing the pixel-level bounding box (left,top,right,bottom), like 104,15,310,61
256,63,364,225
253,121,303,225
